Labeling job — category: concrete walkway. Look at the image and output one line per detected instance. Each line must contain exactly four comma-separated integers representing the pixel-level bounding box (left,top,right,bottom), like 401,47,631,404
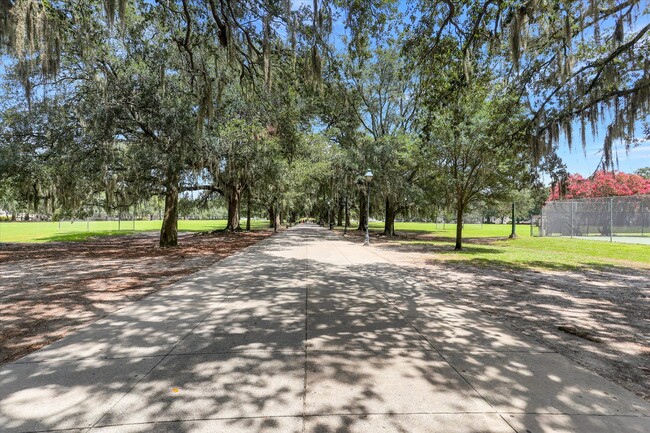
1,224,648,433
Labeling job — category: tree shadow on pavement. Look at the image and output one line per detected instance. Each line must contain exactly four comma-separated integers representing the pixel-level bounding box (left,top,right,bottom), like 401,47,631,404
1,226,648,433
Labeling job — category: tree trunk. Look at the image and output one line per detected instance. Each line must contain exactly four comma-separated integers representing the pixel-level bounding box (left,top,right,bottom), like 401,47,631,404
33,185,39,215
11,212,16,222
337,200,343,227
246,190,251,231
383,198,396,236
455,201,464,251
357,191,367,231
269,205,280,233
344,198,349,234
160,181,179,248
237,190,242,226
225,184,242,232
345,200,350,227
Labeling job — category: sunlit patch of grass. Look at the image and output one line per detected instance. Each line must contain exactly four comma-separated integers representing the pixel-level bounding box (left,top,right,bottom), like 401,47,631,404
0,219,271,243
39,231,135,243
363,221,536,237
394,236,650,271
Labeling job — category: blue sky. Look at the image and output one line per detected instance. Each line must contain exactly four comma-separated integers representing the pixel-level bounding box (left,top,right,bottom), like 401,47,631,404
554,11,650,177
557,116,650,175
298,0,650,177
3,1,647,177
558,140,650,176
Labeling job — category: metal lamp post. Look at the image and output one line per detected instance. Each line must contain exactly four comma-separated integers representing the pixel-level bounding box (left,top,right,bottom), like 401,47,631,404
327,200,332,230
364,169,373,246
327,200,331,229
509,201,517,239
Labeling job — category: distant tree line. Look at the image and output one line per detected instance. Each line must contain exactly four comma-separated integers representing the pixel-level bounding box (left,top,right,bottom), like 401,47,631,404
0,0,647,249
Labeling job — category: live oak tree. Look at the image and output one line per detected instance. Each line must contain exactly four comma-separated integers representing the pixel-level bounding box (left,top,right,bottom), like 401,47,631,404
207,118,278,232
343,43,420,236
372,132,422,236
1,0,646,246
406,0,535,249
505,0,650,168
71,4,219,247
406,0,649,168
1,0,413,241
316,76,370,231
0,87,102,220
421,78,529,250
0,0,333,246
213,52,317,232
406,6,530,249
0,1,205,246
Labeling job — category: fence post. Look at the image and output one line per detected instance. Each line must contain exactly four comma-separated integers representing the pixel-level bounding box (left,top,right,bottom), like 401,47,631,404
642,202,645,237
609,197,613,242
509,202,517,238
570,200,574,238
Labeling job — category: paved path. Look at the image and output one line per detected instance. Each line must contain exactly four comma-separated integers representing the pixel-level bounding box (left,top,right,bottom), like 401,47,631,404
563,235,650,245
1,224,649,433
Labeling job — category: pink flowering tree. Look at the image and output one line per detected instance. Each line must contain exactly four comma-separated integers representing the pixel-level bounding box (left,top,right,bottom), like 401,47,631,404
549,172,650,201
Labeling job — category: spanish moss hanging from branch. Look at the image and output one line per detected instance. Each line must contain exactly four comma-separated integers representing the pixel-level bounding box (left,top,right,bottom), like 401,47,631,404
506,0,650,169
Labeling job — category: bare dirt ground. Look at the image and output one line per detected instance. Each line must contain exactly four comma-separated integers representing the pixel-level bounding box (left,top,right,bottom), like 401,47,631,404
0,230,273,365
340,231,650,401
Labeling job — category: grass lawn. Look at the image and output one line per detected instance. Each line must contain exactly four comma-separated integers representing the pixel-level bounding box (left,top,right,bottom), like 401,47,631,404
0,219,271,243
368,221,536,237
358,221,650,271
409,237,650,271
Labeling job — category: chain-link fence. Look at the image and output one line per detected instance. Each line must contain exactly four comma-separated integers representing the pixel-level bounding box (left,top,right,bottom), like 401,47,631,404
541,195,650,240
